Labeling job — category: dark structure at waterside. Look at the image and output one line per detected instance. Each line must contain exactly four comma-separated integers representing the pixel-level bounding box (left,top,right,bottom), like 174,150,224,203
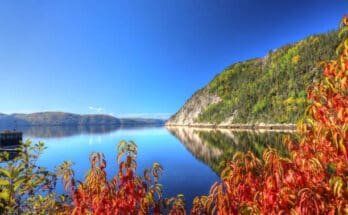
0,130,22,147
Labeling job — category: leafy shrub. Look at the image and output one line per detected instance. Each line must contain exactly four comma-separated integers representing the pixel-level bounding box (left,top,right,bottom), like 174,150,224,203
191,16,348,214
0,141,65,214
57,140,185,214
0,140,186,214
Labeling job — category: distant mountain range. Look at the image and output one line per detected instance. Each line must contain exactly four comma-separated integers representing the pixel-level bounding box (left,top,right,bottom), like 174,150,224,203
0,112,165,128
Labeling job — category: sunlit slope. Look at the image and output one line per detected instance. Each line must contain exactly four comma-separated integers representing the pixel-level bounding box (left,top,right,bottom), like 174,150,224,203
167,31,340,125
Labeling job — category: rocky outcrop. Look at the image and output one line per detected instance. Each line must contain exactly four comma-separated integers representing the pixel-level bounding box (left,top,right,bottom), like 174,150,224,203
165,89,295,130
166,88,221,126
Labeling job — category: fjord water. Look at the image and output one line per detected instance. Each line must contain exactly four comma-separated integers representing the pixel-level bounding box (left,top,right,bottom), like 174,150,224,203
22,125,293,208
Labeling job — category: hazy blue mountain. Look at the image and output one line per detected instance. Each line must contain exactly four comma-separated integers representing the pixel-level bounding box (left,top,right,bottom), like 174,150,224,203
0,112,165,128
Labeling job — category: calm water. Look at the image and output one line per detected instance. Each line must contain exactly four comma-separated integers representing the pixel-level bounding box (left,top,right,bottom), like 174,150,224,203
17,125,293,208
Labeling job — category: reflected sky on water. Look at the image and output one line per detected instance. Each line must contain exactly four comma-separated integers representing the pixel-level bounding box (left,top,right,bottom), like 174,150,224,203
15,125,294,209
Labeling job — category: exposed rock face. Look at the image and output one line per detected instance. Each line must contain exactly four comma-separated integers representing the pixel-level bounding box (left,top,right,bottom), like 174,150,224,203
166,88,295,129
166,88,221,126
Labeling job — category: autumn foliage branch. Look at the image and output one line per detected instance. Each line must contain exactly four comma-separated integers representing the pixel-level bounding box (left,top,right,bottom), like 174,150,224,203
191,16,348,215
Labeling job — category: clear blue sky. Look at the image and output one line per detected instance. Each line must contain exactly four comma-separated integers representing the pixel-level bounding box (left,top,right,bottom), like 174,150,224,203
0,0,347,119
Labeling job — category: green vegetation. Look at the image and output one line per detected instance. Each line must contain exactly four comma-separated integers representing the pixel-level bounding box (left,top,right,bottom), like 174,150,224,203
0,140,186,214
196,131,292,173
0,140,63,214
197,31,341,123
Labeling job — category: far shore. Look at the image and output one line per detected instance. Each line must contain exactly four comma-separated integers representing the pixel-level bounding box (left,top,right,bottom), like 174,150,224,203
165,123,296,132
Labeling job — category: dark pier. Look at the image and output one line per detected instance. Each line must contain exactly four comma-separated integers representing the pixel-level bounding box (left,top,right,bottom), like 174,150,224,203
0,130,23,147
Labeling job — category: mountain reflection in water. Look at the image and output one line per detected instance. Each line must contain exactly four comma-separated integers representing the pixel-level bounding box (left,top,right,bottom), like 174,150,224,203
167,126,295,173
13,125,162,138
0,125,296,208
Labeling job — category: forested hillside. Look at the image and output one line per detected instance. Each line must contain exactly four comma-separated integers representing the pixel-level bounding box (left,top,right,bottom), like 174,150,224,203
168,30,341,125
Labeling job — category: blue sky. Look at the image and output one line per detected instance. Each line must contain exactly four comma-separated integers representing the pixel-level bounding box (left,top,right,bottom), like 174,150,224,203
0,0,347,119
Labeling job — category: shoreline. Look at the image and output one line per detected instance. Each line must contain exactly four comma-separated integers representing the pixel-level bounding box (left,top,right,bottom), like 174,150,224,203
165,123,296,131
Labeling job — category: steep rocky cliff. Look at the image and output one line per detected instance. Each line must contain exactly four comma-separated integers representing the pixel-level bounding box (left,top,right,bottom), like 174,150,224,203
166,88,221,126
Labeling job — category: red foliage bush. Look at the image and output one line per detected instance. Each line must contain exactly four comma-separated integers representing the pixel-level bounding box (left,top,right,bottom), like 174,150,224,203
57,140,186,215
191,16,348,215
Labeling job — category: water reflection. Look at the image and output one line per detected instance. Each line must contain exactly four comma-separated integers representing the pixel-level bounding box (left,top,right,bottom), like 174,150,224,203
0,125,297,209
20,126,220,208
167,126,295,173
11,125,162,138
